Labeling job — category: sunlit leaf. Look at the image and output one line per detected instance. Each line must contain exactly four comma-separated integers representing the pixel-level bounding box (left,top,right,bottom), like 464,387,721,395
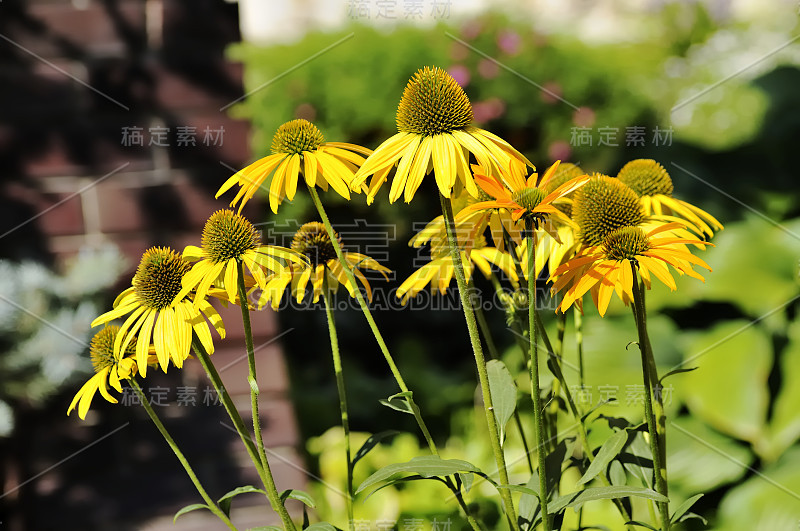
487,359,517,444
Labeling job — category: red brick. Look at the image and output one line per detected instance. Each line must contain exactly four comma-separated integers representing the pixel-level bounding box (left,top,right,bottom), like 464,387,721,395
171,113,251,167
215,301,280,340
261,399,300,448
170,174,229,228
182,341,288,397
19,2,145,57
34,190,85,236
95,180,146,234
93,138,155,176
23,136,85,178
153,62,245,111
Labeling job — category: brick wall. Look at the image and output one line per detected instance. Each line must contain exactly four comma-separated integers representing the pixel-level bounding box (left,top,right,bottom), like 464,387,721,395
0,1,305,529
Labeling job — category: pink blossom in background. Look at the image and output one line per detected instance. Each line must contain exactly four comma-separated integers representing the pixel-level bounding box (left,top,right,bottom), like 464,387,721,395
497,30,521,55
450,42,469,61
540,82,563,105
477,58,500,79
448,65,471,87
548,141,572,162
461,19,483,40
573,107,596,128
473,97,506,123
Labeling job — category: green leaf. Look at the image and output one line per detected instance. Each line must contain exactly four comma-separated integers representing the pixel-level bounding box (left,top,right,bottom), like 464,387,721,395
582,399,617,422
487,359,517,444
353,430,400,467
668,416,752,493
457,472,474,494
658,366,697,383
677,320,771,442
674,216,800,317
625,521,659,530
544,439,569,495
497,484,539,496
609,460,627,486
715,446,800,530
249,527,282,531
173,503,210,523
577,429,628,486
677,512,707,525
548,486,667,514
763,319,800,461
517,474,541,531
304,523,337,531
363,475,444,502
379,391,415,415
670,493,703,523
218,485,267,515
280,488,315,508
356,455,480,495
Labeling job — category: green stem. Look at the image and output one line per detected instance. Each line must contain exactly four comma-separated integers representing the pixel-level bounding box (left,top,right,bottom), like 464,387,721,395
476,283,534,475
534,313,634,528
573,308,585,388
321,275,355,530
309,186,481,531
474,300,499,360
191,336,296,530
555,311,566,358
307,185,438,456
439,194,519,531
236,261,270,477
524,219,550,531
130,378,237,530
507,229,632,528
630,261,670,530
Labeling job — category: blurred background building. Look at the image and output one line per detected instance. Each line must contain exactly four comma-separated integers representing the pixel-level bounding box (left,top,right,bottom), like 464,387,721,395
0,0,304,529
1,0,800,529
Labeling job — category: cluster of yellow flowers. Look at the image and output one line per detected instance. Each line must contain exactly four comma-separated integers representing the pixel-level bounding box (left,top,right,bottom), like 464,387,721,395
69,65,720,432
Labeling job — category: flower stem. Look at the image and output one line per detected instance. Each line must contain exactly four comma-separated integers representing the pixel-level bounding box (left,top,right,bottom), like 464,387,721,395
439,194,519,531
476,282,534,475
129,378,238,530
191,336,296,530
573,308,585,387
504,224,631,526
524,219,550,531
533,313,634,529
321,275,355,530
306,185,438,456
629,261,670,530
236,261,270,478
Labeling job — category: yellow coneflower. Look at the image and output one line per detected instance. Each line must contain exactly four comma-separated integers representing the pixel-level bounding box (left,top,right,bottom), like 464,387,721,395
410,174,524,254
541,162,586,218
91,247,225,377
551,223,713,316
617,159,723,238
350,66,532,204
175,210,306,305
515,162,587,279
67,326,143,420
397,235,519,305
462,160,589,238
216,119,371,214
257,222,390,309
572,174,646,247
